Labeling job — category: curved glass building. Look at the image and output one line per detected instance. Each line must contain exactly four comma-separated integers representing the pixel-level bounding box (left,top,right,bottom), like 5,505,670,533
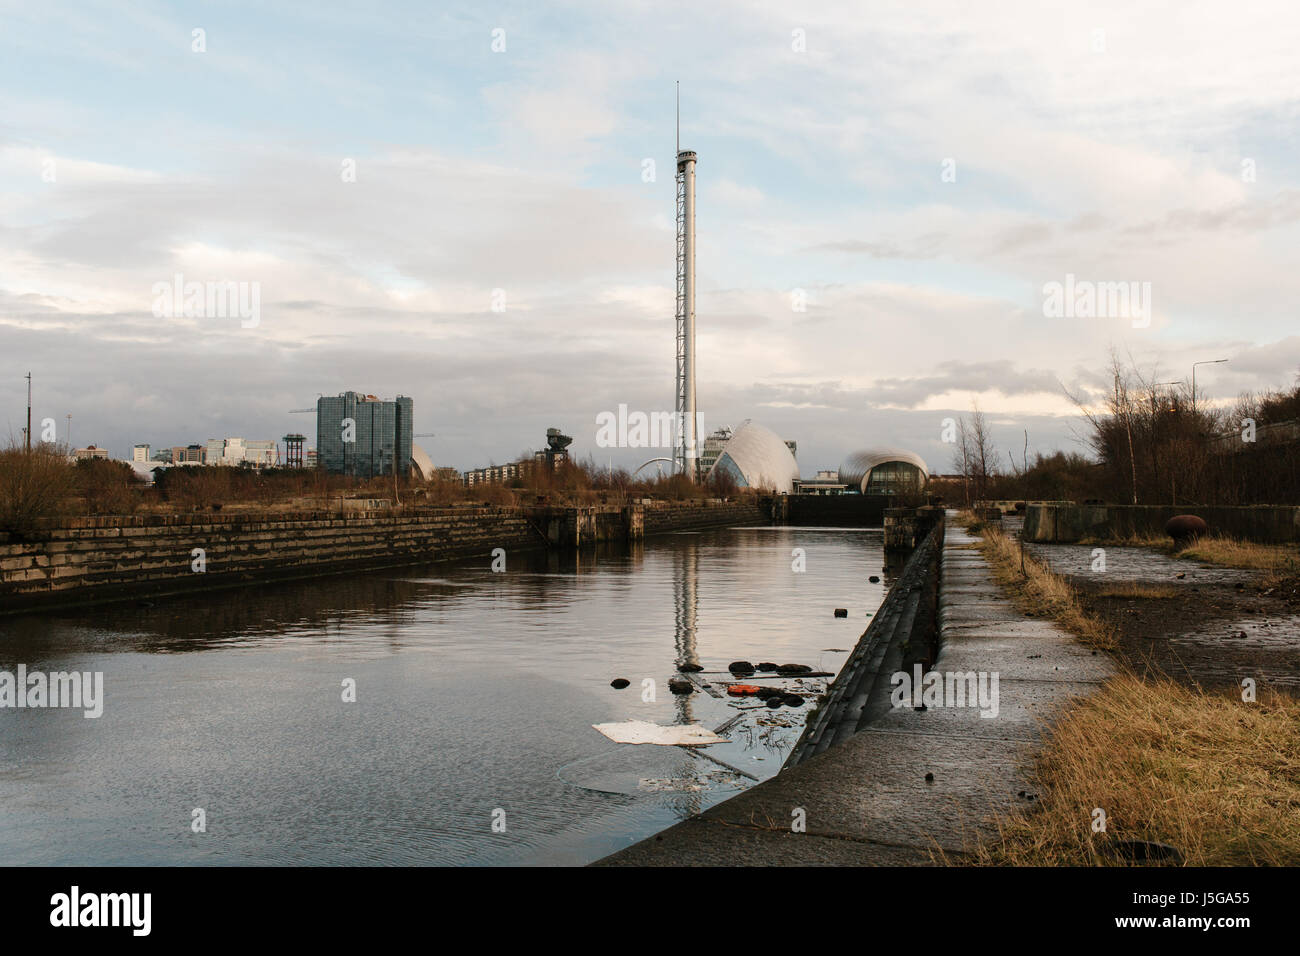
839,447,929,495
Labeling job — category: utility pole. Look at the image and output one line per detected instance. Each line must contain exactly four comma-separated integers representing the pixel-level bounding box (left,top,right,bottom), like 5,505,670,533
25,371,31,452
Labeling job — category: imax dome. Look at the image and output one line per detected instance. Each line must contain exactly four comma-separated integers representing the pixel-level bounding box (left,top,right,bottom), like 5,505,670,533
708,420,799,494
840,447,929,495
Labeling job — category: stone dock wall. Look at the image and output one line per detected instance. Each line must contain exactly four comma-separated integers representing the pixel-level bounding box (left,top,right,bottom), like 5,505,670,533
0,498,766,613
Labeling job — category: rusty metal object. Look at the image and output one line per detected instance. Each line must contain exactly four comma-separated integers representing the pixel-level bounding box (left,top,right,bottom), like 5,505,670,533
1165,514,1208,546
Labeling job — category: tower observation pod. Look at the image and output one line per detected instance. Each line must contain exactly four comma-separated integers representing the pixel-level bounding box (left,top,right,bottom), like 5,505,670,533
674,146,698,480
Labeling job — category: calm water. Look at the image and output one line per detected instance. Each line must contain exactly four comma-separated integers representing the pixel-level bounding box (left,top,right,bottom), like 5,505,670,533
0,526,886,866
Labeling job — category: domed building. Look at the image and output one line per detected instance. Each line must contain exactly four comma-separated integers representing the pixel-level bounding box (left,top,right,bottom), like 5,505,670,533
707,420,800,494
839,447,929,495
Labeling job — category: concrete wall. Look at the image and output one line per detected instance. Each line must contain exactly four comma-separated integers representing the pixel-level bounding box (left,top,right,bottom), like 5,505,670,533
0,500,765,613
1023,502,1300,543
786,495,887,527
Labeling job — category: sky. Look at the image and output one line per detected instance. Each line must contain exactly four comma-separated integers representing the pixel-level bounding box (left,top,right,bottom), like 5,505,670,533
2,0,1298,475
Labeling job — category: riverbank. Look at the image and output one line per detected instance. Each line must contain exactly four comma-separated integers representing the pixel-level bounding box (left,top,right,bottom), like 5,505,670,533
596,515,1113,865
0,499,767,613
960,519,1300,864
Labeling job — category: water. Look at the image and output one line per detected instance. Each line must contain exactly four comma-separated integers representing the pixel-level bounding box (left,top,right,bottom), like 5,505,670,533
0,525,886,866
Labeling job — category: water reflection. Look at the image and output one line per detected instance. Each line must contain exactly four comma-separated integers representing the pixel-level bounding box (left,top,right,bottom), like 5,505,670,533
0,526,884,865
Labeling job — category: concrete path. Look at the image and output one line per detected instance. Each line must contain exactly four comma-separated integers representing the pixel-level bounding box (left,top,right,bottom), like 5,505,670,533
595,519,1114,866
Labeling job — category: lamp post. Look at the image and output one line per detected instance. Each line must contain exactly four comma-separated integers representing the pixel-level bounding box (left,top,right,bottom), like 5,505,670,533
1191,359,1228,410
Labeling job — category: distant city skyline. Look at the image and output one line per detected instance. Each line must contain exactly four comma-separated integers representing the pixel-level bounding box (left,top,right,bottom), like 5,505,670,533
4,1,1299,474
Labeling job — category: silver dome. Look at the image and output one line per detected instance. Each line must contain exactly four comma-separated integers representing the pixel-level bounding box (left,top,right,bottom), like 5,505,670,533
707,420,799,494
839,447,929,495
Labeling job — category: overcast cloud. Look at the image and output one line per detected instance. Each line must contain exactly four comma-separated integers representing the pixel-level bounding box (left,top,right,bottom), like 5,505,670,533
2,0,1298,473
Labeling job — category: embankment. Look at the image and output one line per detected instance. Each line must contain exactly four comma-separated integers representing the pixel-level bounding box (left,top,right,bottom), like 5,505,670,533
0,498,766,613
1024,502,1300,543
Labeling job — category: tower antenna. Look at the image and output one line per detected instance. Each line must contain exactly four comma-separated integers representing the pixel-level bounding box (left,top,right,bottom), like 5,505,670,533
673,86,698,480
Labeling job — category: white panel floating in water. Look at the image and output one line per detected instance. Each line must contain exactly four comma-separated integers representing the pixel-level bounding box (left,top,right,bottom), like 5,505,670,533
592,720,725,746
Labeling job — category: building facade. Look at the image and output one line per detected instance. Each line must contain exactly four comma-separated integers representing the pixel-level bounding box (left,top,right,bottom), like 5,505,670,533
316,391,414,478
132,444,151,462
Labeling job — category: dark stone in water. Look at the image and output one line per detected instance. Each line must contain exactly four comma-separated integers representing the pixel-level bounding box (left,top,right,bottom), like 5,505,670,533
776,664,812,675
869,576,880,583
728,661,756,675
782,694,804,707
833,608,848,617
755,686,783,699
610,678,630,689
756,662,778,672
668,678,694,695
765,697,783,709
676,662,704,672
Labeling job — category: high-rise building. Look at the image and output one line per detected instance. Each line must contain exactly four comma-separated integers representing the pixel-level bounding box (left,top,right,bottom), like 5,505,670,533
132,443,151,462
315,391,413,478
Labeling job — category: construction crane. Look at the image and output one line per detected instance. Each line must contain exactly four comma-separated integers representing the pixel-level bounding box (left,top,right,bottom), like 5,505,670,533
288,408,315,414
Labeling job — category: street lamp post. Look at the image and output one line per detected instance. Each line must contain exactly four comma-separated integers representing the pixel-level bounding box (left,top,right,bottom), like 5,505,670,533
1191,359,1228,410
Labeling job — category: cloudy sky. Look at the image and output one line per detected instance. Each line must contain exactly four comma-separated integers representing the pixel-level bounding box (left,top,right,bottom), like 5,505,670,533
3,0,1298,474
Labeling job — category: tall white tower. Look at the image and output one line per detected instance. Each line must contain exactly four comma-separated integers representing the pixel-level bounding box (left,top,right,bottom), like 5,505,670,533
674,88,698,480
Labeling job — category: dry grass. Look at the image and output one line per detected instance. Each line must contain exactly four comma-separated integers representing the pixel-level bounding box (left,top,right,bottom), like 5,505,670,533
1090,582,1182,600
977,525,1117,650
1077,531,1300,575
972,674,1300,866
1180,537,1300,575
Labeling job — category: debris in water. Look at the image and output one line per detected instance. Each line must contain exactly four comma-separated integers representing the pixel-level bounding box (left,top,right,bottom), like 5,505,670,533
610,678,630,689
592,720,725,746
776,663,812,675
834,608,848,618
668,677,694,695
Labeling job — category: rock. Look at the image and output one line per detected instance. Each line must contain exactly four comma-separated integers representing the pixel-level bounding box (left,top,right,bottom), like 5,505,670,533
756,662,778,672
1165,514,1208,547
610,678,630,689
776,664,812,675
755,686,783,699
781,694,804,707
834,608,848,617
924,772,934,783
868,576,880,583
668,678,694,695
728,661,756,675
676,662,703,673
765,697,783,709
